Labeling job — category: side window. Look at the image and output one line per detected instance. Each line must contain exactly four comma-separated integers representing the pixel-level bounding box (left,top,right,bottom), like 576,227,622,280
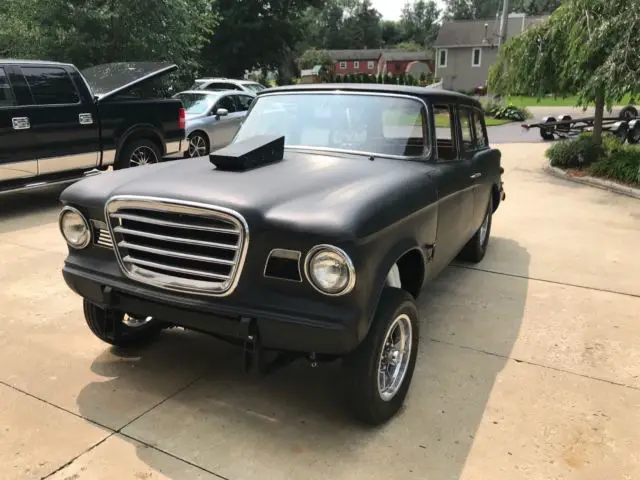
0,68,16,107
434,104,458,161
215,95,236,113
21,67,80,105
472,110,488,148
235,94,254,112
459,107,476,151
207,82,241,91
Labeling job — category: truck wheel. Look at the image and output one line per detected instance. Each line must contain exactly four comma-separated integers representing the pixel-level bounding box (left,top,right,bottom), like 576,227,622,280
115,138,161,170
343,287,419,425
619,106,638,120
83,299,166,347
458,194,493,263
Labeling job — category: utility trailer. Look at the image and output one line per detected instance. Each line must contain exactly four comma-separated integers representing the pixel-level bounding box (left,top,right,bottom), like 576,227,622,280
522,106,640,144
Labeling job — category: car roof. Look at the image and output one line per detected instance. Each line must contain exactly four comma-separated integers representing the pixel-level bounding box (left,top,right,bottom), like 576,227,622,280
0,58,73,67
259,83,482,108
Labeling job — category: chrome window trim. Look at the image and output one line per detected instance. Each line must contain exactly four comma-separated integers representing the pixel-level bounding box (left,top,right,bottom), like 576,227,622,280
237,90,432,162
263,248,303,283
59,206,92,250
104,195,250,297
304,244,356,296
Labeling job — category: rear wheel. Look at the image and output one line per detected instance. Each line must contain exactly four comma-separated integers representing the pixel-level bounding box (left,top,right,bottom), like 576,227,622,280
115,138,161,170
343,288,420,425
540,117,556,141
619,106,638,120
83,300,167,347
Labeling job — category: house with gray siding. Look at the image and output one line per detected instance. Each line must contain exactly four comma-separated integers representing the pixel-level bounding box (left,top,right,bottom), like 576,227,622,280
433,13,548,92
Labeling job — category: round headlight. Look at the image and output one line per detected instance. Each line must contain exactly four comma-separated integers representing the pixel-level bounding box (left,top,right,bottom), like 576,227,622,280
59,207,91,249
305,246,355,295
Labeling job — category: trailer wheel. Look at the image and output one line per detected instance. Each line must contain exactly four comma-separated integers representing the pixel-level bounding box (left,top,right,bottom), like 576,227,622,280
556,115,572,137
612,122,629,143
619,106,638,120
540,116,556,141
627,121,640,144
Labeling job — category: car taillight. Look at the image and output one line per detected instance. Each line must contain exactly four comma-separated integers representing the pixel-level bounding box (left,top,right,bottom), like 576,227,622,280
179,108,186,129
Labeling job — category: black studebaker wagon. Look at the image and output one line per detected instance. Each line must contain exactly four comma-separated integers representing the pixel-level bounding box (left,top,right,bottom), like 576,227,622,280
58,84,505,425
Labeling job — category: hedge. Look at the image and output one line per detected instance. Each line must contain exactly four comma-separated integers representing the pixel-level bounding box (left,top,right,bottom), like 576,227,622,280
546,133,640,185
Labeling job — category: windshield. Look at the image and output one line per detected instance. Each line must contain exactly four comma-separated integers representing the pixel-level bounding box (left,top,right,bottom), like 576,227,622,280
244,83,267,93
174,93,217,115
233,92,427,157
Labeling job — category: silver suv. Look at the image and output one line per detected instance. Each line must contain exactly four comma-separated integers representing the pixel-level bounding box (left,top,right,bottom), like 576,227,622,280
191,78,267,95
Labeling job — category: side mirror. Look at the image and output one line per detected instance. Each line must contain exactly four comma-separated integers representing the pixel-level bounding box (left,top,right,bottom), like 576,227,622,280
216,108,229,119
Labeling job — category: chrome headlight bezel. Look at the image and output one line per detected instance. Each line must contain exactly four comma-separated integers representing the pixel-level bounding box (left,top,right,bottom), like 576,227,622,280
58,206,91,250
304,244,356,296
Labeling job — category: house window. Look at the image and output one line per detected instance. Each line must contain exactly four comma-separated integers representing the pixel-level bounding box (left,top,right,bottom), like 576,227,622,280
339,61,347,70
353,61,360,69
472,48,482,67
367,61,375,70
438,49,448,68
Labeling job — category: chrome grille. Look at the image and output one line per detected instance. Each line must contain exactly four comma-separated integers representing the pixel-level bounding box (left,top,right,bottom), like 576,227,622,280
92,220,114,249
105,196,248,296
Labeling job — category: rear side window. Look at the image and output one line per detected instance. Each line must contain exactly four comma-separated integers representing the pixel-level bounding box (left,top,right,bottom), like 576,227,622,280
0,68,15,107
21,67,80,105
206,82,241,91
472,109,488,147
434,104,458,161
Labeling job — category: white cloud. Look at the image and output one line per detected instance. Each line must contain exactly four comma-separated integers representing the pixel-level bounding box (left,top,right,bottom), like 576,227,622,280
370,0,446,21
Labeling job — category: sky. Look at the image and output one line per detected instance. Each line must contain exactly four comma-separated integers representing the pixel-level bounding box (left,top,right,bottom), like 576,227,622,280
371,0,446,21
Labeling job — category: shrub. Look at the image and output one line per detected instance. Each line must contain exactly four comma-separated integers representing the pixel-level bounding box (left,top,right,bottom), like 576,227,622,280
588,142,640,184
545,133,603,168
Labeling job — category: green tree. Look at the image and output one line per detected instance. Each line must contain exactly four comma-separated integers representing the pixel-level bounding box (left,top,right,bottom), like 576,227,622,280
342,0,383,49
489,0,639,145
0,0,215,84
391,41,424,52
298,48,334,69
400,0,440,47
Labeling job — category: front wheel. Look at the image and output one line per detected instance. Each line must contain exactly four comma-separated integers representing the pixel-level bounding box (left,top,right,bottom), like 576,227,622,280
83,300,167,347
458,194,493,263
342,287,420,425
186,132,210,158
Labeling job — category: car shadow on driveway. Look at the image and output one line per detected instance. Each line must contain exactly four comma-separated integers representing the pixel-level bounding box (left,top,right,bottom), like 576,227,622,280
0,186,66,235
73,236,530,479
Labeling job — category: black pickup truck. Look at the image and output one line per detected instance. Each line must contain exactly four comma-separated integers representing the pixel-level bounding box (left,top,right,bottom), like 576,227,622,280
0,60,186,194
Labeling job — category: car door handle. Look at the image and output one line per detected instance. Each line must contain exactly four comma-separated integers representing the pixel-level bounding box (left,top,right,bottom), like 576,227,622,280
12,117,30,130
470,172,482,179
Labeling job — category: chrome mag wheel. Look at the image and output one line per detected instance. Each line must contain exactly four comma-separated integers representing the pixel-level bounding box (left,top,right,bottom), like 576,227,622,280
377,313,413,401
187,134,208,157
130,145,158,167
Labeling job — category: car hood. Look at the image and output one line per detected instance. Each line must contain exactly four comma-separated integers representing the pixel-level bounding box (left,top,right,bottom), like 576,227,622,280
61,150,435,239
80,62,177,102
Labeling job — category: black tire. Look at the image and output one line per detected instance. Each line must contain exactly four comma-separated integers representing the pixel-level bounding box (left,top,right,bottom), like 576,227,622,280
458,193,493,263
115,138,162,170
540,117,556,141
343,287,420,426
619,106,638,120
627,123,640,144
186,132,210,158
83,299,166,347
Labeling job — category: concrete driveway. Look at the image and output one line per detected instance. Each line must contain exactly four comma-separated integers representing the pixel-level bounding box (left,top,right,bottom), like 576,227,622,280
1,143,639,479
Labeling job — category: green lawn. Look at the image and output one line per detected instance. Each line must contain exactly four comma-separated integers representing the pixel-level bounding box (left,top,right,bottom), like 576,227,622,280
504,95,634,108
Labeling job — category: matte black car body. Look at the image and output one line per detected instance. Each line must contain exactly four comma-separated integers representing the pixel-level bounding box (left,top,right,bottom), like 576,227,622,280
0,59,185,195
59,84,505,357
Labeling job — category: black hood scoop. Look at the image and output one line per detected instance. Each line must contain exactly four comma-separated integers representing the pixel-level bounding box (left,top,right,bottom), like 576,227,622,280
209,134,285,172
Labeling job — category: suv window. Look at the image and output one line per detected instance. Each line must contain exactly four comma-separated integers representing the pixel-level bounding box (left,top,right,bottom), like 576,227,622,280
215,95,236,113
206,82,241,91
235,94,254,112
0,68,15,107
21,66,80,105
434,104,458,161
